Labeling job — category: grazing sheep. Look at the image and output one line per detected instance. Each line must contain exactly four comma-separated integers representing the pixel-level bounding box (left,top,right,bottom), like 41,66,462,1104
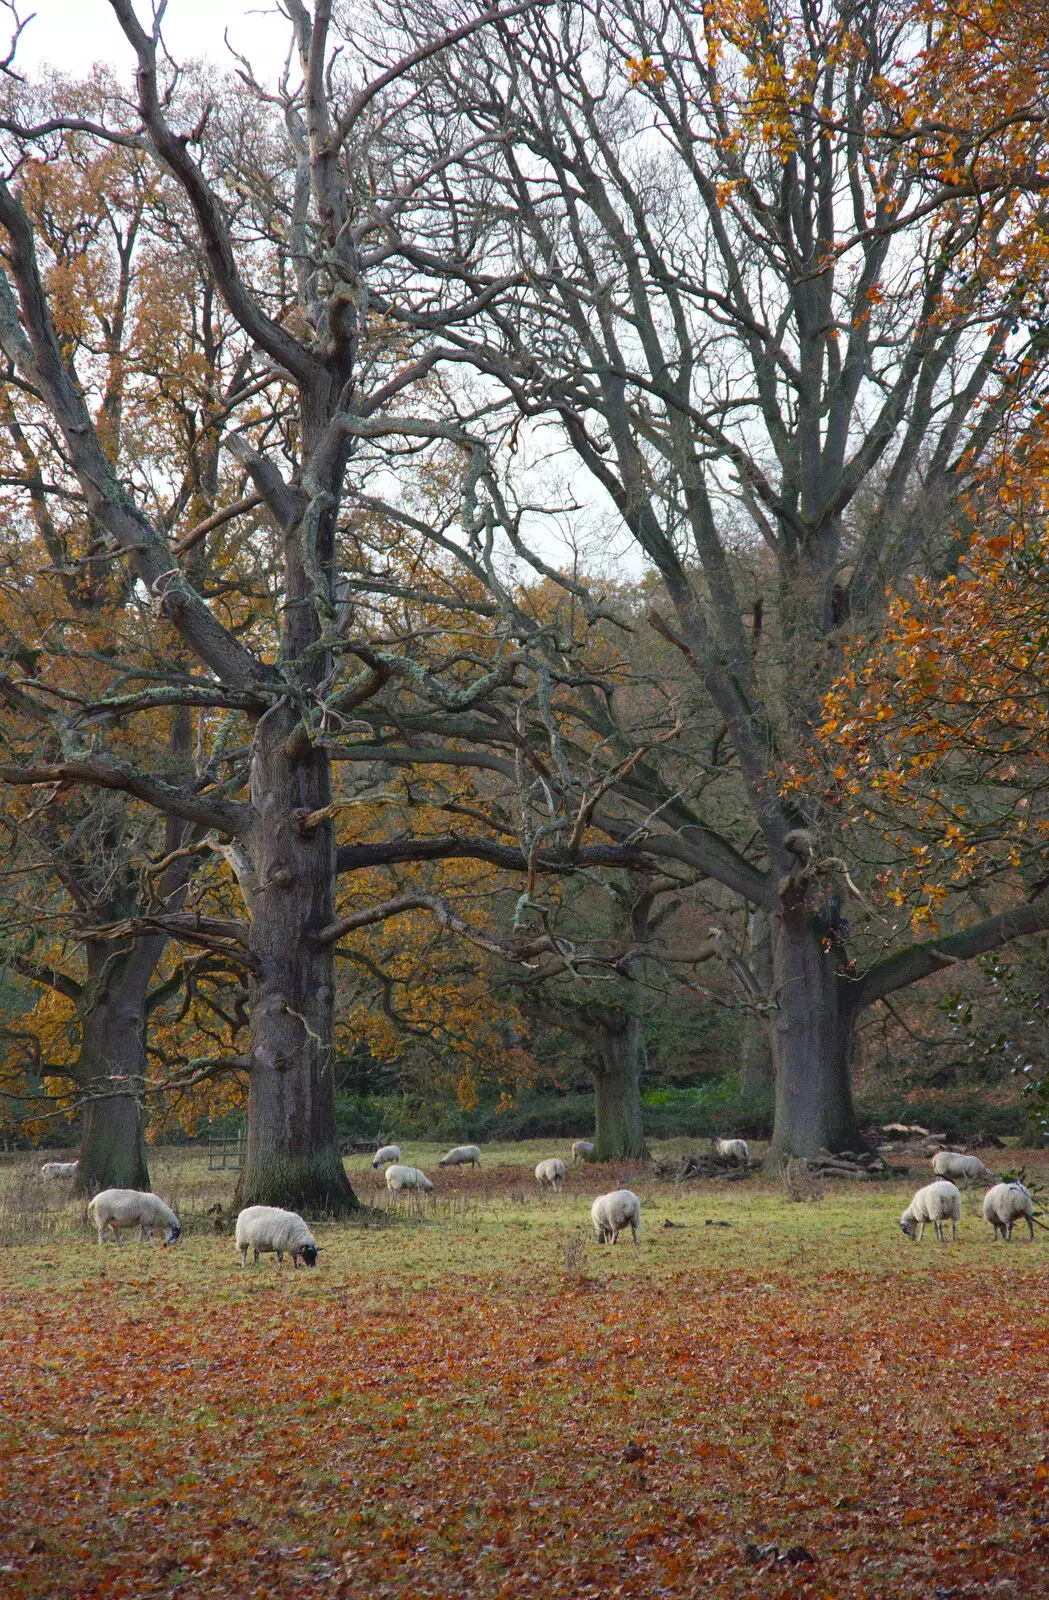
572,1140,595,1164
899,1180,962,1243
713,1138,749,1166
931,1150,996,1189
591,1189,642,1245
87,1189,181,1247
439,1144,482,1168
235,1205,320,1267
40,1161,78,1180
372,1144,401,1170
983,1182,1035,1242
535,1157,566,1193
384,1164,434,1193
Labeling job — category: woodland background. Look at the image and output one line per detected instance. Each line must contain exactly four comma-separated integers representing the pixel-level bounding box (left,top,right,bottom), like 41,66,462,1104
1,0,1049,1202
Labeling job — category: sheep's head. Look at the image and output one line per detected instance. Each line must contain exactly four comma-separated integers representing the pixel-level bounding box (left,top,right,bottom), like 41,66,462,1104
898,1215,917,1240
299,1243,320,1267
165,1224,182,1247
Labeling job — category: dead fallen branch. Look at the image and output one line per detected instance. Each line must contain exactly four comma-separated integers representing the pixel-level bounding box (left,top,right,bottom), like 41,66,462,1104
648,1151,759,1183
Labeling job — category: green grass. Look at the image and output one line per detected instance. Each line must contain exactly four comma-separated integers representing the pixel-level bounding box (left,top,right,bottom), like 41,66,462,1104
0,1136,1039,1291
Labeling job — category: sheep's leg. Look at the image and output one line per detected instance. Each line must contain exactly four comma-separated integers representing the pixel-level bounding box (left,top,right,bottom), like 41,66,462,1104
951,1218,957,1242
1005,1220,1013,1242
253,1246,260,1265
96,1225,106,1247
916,1222,925,1242
1026,1216,1035,1241
934,1221,944,1242
239,1246,248,1266
630,1222,638,1245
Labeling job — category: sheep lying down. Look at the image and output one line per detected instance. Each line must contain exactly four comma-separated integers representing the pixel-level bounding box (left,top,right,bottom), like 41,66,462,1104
235,1206,321,1267
87,1189,181,1246
899,1180,961,1244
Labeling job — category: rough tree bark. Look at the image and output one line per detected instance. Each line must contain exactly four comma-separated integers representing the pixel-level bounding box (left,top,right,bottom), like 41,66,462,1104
766,911,862,1161
590,1009,649,1161
739,912,774,1099
75,968,151,1195
236,701,351,1211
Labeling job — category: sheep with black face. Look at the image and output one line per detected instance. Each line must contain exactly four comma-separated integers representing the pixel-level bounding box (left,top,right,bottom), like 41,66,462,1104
235,1205,321,1267
87,1189,181,1246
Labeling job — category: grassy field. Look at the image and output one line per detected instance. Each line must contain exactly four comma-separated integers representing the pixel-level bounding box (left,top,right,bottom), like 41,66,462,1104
2,1140,1049,1597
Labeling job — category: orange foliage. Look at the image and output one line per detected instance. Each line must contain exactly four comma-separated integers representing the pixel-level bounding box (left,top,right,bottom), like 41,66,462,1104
3,1257,1049,1595
792,481,1049,931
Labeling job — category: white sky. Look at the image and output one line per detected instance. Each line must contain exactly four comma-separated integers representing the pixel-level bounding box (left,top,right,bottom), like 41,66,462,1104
18,0,291,82
17,0,641,580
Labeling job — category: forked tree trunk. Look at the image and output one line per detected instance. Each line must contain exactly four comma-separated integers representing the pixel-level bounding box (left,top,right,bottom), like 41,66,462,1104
766,909,862,1161
74,983,150,1196
590,1012,649,1161
235,705,358,1215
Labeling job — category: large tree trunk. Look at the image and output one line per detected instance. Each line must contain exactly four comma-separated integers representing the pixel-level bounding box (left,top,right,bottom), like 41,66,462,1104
740,911,774,1097
236,705,358,1215
766,910,862,1161
590,1012,649,1161
74,978,150,1196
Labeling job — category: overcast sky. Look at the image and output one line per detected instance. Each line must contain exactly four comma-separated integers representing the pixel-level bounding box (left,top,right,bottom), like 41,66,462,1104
19,0,290,81
17,0,637,578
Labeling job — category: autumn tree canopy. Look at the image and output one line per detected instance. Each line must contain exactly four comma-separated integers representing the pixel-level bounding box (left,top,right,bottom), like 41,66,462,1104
4,0,1049,1174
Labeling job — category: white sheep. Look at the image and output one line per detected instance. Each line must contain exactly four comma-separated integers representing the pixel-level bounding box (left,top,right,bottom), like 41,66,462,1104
931,1150,996,1188
983,1182,1035,1242
535,1157,566,1192
591,1189,641,1245
87,1188,181,1247
713,1138,749,1166
371,1144,401,1169
899,1180,962,1243
439,1144,482,1168
40,1160,78,1180
234,1205,321,1267
385,1164,434,1193
572,1140,595,1164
